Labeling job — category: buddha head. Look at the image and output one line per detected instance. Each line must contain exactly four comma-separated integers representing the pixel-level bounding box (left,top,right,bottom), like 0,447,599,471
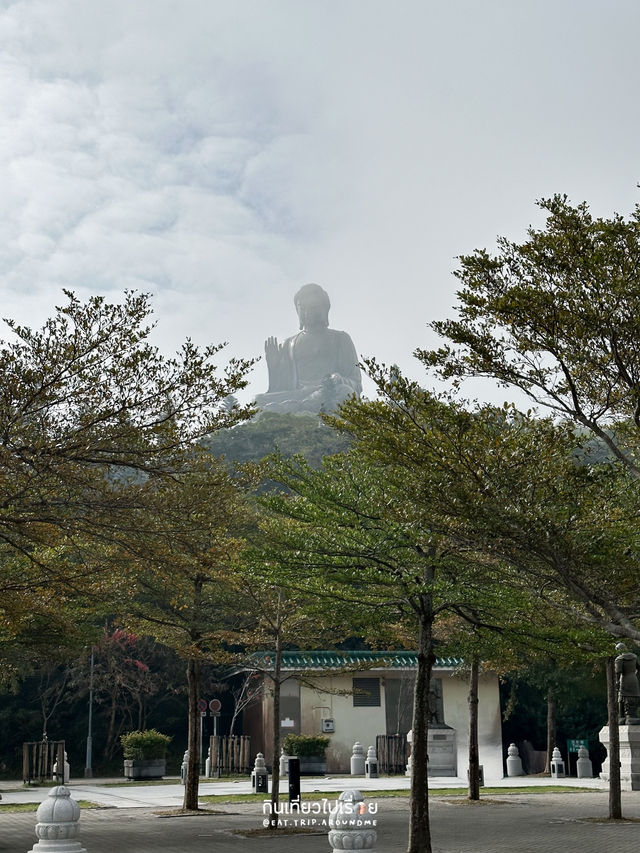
294,283,330,330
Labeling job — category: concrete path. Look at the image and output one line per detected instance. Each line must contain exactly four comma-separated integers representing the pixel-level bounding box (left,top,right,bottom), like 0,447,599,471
4,790,640,853
0,772,607,809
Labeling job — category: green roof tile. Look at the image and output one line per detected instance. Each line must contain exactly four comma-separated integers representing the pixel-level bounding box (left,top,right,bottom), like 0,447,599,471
252,650,463,670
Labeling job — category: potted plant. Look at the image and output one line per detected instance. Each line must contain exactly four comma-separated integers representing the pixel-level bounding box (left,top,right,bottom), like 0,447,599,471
283,734,330,775
121,729,172,780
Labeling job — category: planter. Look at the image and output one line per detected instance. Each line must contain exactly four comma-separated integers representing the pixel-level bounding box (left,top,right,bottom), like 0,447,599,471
283,735,330,776
123,758,167,780
299,756,327,775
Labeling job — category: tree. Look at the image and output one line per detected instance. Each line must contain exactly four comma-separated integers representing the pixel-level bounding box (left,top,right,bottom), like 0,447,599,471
0,290,254,621
342,367,629,816
73,627,163,761
205,411,350,475
425,194,640,477
222,564,353,830
226,671,262,736
120,450,252,811
261,442,516,852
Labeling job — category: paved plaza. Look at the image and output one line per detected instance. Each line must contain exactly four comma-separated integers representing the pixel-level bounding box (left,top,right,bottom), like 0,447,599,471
3,775,640,853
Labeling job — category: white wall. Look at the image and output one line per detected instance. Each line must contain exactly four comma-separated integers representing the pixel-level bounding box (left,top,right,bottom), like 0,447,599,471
439,670,504,779
292,667,504,777
299,674,387,773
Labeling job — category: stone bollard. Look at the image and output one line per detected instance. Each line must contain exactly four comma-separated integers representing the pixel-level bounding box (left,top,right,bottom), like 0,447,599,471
52,751,70,784
205,746,212,778
279,748,289,777
251,752,269,793
28,786,88,853
350,742,366,775
328,789,377,852
576,745,593,779
180,750,189,785
365,745,378,779
550,746,565,778
506,743,524,777
405,730,413,777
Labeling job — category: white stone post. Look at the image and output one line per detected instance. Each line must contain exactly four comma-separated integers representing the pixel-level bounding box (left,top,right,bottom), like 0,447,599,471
576,745,593,779
350,742,365,775
279,748,289,777
205,745,212,778
506,743,524,777
180,750,189,785
52,752,70,784
550,746,565,778
27,786,88,853
405,730,413,777
365,745,378,779
251,752,269,793
328,789,377,852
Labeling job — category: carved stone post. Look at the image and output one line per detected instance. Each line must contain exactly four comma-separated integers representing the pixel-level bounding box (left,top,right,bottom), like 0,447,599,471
364,745,378,778
550,746,565,778
506,743,524,777
576,745,593,779
251,752,268,793
328,789,377,852
350,742,365,775
27,786,88,853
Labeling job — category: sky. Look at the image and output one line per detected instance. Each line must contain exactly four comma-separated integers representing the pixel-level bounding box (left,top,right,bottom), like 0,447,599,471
1,0,639,405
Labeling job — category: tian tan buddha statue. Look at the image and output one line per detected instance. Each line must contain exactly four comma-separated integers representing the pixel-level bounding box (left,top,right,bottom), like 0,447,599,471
255,283,362,414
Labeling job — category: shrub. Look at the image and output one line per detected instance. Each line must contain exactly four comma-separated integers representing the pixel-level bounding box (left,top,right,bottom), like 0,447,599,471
282,734,330,757
120,729,172,760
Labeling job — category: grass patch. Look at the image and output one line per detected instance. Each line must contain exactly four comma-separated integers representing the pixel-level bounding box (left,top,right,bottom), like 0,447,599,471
0,800,104,813
431,786,597,797
198,785,596,805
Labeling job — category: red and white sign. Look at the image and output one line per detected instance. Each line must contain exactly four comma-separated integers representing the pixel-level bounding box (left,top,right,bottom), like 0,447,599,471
198,698,207,712
209,699,222,713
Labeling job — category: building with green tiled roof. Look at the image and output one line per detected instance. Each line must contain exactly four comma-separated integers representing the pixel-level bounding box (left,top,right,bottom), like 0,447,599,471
243,650,503,779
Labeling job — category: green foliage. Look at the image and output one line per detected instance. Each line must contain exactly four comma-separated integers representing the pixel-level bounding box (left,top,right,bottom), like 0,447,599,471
120,729,172,760
425,194,640,477
0,290,255,669
282,734,330,757
205,411,350,474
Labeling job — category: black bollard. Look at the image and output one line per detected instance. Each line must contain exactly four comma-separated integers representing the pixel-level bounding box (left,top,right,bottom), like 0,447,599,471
288,756,301,804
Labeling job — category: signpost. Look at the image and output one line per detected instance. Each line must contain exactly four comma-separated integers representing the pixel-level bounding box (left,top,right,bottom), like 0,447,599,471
566,739,589,776
198,698,223,773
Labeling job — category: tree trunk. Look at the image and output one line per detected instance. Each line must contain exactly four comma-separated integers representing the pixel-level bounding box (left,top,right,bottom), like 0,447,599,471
467,658,480,801
183,656,202,811
544,688,556,775
268,627,283,829
407,601,435,853
606,656,622,820
104,689,119,760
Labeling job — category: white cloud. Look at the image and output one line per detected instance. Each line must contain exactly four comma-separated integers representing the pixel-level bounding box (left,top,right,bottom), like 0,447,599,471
0,0,639,406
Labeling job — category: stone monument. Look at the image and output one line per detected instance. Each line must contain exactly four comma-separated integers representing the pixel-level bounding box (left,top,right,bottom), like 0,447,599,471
599,643,640,790
255,283,362,414
615,642,640,724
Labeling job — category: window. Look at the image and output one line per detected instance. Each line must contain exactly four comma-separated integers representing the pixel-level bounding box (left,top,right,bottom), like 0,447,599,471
353,677,381,707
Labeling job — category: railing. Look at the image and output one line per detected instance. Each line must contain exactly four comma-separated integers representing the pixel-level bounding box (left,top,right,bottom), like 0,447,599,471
22,740,65,784
376,733,407,774
206,735,251,776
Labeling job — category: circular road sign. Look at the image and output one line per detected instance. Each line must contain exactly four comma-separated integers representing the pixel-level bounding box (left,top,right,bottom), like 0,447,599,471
209,699,222,713
198,698,207,712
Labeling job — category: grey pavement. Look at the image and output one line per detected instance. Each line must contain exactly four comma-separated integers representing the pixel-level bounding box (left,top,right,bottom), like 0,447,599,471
0,771,608,809
4,790,640,853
